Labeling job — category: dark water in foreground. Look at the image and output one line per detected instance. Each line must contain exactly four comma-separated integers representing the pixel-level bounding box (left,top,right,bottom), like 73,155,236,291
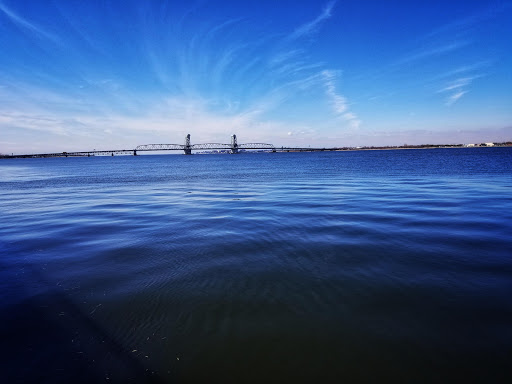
1,148,511,383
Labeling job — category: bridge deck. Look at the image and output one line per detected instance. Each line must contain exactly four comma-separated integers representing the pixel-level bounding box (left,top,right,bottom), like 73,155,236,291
1,147,345,159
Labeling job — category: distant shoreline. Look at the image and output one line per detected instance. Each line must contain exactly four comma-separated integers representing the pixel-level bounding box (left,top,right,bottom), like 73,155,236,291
274,143,511,153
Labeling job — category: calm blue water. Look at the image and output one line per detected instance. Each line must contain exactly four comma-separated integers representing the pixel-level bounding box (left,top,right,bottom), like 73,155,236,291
1,148,511,383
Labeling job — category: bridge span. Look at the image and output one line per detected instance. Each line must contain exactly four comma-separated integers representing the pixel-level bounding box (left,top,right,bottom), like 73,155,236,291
135,134,275,155
1,134,342,158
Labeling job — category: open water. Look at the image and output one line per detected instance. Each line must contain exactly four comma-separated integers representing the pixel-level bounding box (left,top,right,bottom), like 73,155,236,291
1,148,511,383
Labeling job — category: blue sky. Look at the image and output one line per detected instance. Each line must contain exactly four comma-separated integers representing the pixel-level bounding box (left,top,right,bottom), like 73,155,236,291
0,0,511,153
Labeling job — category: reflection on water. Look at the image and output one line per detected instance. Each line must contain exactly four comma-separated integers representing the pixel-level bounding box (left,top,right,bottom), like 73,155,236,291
1,148,511,383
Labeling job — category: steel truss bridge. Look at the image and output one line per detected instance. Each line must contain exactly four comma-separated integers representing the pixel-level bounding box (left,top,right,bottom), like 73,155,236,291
135,134,275,155
1,134,342,158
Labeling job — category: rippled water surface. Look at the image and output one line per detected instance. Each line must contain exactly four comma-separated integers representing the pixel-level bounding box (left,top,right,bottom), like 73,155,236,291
1,148,511,383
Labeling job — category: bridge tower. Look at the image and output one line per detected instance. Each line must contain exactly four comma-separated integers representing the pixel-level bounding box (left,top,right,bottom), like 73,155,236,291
231,134,239,154
184,134,192,155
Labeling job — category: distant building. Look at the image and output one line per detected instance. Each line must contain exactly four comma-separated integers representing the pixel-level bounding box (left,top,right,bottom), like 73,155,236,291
465,144,475,147
484,142,495,147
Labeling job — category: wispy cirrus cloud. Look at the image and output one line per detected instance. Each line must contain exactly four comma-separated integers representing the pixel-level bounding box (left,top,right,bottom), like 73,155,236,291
445,90,467,106
384,6,498,108
322,70,347,114
431,61,491,81
0,1,59,43
439,77,473,92
438,74,483,106
288,1,336,40
256,1,359,129
395,41,470,66
322,70,360,128
410,5,506,107
439,78,471,106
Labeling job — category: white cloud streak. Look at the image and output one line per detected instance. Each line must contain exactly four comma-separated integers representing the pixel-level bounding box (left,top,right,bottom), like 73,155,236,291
439,77,472,92
433,61,491,80
0,1,59,43
288,1,336,40
395,41,470,66
438,75,481,106
445,90,468,106
321,70,360,128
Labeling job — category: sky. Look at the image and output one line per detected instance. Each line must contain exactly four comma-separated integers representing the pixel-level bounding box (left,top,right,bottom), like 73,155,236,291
0,0,511,154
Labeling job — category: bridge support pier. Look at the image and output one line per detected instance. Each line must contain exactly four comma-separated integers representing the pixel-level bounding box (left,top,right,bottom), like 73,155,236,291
231,134,239,154
184,134,192,155
133,150,137,156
